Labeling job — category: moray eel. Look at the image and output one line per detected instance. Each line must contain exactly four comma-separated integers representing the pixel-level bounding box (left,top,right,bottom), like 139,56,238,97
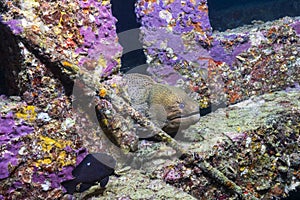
123,73,200,137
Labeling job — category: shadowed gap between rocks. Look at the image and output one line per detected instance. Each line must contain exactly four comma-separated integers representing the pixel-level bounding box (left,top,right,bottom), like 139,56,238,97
16,36,74,96
111,0,148,73
0,22,22,96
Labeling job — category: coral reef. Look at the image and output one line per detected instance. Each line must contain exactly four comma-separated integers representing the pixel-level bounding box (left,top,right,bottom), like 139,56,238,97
77,89,300,200
0,0,299,199
69,169,197,200
164,90,300,199
0,49,89,198
0,110,33,180
136,0,300,109
1,0,122,82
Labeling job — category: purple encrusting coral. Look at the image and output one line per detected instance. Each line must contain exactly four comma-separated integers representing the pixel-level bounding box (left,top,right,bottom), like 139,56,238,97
8,147,88,193
147,64,183,85
74,147,89,166
75,0,122,78
136,0,213,84
143,12,210,82
136,0,211,35
209,38,251,67
0,112,34,179
142,28,209,63
6,165,77,194
4,19,23,35
31,165,74,190
290,20,300,36
136,0,254,79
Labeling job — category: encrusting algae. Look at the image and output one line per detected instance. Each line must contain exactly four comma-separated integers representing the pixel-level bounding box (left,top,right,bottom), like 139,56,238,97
15,105,37,122
35,136,75,168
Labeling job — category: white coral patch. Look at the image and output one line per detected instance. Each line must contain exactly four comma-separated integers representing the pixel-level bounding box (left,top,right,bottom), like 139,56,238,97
249,31,267,46
159,10,172,23
61,118,75,131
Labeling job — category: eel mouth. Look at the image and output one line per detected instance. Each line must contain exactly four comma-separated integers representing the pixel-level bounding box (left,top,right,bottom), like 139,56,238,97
168,111,200,121
163,111,200,137
166,111,200,130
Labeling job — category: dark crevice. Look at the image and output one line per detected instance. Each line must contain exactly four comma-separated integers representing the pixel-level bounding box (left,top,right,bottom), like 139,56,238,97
119,49,148,73
17,36,74,96
0,2,74,97
111,0,140,33
0,22,22,96
111,0,147,73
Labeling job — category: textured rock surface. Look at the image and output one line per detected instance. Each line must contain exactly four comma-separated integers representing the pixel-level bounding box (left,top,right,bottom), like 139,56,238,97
69,169,197,200
1,0,122,83
0,0,299,199
63,89,300,199
184,89,300,152
136,0,300,109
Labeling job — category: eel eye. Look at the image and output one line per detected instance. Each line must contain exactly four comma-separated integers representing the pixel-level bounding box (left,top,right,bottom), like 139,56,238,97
179,103,185,109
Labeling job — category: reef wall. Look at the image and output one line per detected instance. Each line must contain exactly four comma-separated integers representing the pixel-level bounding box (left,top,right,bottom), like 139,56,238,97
135,0,300,110
0,0,299,199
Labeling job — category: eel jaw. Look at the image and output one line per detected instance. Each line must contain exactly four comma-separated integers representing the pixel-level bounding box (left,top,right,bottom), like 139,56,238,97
163,111,200,134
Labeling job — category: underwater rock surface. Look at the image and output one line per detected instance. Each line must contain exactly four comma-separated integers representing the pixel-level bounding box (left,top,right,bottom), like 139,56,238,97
136,0,300,111
0,0,299,199
69,89,300,200
1,0,122,83
70,169,197,200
